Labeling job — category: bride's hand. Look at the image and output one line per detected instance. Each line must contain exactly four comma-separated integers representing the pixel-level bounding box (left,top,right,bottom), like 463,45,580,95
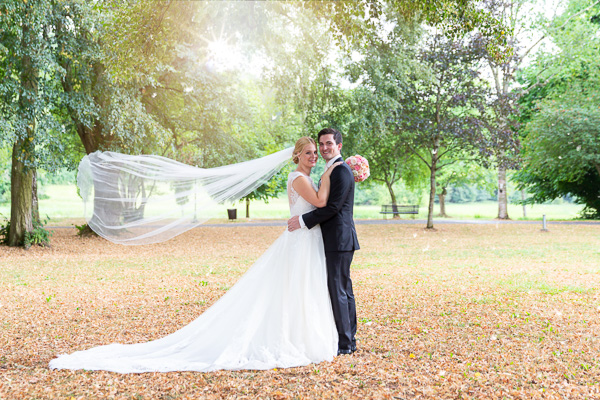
323,161,344,178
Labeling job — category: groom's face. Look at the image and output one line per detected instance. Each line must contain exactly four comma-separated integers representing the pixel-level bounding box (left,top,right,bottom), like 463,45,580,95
318,134,342,162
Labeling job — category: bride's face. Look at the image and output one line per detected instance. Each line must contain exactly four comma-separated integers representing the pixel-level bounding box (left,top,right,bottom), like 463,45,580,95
298,143,318,168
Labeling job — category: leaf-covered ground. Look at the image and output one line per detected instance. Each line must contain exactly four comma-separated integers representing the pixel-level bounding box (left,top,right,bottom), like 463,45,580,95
1,223,599,399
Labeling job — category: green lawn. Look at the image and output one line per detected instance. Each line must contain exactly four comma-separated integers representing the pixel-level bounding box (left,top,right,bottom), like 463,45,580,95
0,183,587,223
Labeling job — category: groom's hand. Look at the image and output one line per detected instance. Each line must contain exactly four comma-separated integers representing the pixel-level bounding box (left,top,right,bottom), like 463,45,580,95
287,216,301,232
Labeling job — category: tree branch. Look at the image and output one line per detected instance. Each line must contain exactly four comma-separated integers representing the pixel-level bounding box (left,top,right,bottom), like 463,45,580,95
436,157,477,171
519,0,600,63
437,141,462,159
407,143,432,169
519,69,560,96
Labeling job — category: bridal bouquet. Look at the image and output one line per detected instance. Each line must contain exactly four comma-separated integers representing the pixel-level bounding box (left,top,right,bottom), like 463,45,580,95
345,155,370,182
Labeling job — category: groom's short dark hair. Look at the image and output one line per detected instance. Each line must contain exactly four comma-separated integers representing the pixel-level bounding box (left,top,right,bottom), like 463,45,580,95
317,128,342,145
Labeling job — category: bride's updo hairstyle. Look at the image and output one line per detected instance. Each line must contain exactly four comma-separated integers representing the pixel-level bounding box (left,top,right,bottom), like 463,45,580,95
292,137,316,164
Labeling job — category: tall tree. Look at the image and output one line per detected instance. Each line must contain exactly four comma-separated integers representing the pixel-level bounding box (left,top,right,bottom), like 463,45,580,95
480,0,600,219
396,34,511,229
516,97,600,217
342,19,426,208
0,0,66,246
515,0,600,218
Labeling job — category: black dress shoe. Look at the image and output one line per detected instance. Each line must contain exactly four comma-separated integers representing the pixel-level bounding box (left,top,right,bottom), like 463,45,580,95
337,349,352,355
351,345,357,353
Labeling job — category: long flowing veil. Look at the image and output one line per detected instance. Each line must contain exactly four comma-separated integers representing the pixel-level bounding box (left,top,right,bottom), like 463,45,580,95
77,147,293,245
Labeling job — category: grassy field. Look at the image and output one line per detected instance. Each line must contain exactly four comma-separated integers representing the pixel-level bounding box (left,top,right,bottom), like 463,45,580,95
0,184,587,224
1,223,599,398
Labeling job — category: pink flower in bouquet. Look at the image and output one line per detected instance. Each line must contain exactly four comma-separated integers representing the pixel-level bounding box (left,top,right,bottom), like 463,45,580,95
345,155,370,182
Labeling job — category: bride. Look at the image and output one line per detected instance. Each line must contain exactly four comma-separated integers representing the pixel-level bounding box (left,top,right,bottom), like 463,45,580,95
49,137,342,373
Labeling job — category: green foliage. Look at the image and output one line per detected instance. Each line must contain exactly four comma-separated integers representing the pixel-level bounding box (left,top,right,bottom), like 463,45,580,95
437,162,497,196
390,32,512,226
0,179,9,203
0,148,9,203
24,216,52,249
521,99,600,183
243,166,293,206
347,22,427,195
306,0,511,61
0,215,8,245
102,2,310,168
73,224,87,235
37,168,77,186
53,1,178,156
354,181,423,206
398,34,502,163
303,15,429,205
516,166,600,219
447,184,496,203
0,0,78,170
515,0,600,218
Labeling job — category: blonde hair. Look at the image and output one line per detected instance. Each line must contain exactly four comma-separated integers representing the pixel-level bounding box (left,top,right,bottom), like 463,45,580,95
292,136,316,164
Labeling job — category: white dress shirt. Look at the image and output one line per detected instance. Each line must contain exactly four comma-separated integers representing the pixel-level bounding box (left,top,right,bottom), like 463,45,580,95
298,156,340,228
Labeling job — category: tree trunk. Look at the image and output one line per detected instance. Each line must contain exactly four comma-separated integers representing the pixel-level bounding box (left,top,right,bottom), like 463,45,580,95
521,189,527,218
497,166,509,219
9,21,37,247
385,181,400,219
246,198,250,218
437,187,449,217
9,141,34,246
427,163,436,229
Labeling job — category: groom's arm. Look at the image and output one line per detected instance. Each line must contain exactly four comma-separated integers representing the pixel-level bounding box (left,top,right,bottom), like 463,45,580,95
302,166,353,230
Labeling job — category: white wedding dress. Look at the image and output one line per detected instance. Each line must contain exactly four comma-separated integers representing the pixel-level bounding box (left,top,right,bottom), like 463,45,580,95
49,171,337,373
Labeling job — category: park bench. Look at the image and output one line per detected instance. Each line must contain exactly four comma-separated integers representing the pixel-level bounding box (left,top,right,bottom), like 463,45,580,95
380,204,419,219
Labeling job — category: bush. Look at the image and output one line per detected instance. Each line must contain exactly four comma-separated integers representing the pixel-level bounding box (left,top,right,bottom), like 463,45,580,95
37,168,77,186
24,216,53,249
447,185,476,203
0,172,9,203
0,215,52,248
354,183,388,205
447,184,495,203
0,216,9,245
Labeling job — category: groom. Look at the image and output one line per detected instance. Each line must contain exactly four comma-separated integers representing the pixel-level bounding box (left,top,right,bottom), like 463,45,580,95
287,128,360,355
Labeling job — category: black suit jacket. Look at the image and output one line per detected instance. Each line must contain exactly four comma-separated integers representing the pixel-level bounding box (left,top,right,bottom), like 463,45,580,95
303,156,360,252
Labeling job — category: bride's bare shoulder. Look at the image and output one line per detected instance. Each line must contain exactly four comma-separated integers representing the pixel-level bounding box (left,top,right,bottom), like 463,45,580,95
288,171,311,182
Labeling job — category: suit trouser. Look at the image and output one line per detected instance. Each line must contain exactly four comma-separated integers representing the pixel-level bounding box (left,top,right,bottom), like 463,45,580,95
325,251,357,351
